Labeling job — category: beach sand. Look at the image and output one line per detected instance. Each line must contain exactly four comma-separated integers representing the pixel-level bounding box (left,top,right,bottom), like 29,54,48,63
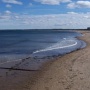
0,30,90,90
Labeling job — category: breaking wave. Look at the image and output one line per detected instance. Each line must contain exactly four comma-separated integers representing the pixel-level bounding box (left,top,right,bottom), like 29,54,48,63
33,39,77,54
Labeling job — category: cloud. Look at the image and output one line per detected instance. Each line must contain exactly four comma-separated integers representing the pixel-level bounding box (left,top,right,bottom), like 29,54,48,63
5,10,12,14
0,11,12,20
0,15,10,20
34,0,71,5
6,4,12,8
83,15,90,19
67,12,78,14
0,15,11,20
67,2,76,8
2,0,23,5
77,1,90,8
0,12,90,29
68,0,90,8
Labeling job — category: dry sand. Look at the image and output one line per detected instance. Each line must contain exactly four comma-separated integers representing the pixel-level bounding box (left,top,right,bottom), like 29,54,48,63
0,30,90,90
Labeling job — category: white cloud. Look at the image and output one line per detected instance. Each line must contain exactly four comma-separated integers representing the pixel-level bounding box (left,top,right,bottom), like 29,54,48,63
0,11,12,20
5,10,12,14
2,0,23,5
83,15,90,19
6,4,12,8
0,15,10,20
67,12,78,14
67,2,76,8
34,0,71,5
68,1,90,8
0,12,90,29
14,15,20,19
77,1,90,8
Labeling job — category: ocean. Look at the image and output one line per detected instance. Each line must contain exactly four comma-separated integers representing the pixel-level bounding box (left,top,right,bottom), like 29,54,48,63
0,30,86,70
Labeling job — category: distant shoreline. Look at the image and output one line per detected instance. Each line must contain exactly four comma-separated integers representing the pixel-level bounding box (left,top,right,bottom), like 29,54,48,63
0,29,90,31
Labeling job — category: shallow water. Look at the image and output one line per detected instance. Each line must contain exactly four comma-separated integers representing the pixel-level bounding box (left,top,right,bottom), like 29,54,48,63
0,30,86,70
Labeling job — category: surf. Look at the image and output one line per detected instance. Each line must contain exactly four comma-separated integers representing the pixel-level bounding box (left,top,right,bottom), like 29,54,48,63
33,39,78,54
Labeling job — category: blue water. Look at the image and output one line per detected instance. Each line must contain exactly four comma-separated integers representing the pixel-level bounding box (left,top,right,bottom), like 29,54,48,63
0,30,86,62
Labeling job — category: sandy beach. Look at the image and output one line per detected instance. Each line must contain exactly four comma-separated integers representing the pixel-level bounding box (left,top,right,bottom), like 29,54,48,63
0,30,90,90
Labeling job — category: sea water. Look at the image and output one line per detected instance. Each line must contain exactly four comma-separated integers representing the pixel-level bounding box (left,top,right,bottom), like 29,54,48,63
0,30,86,70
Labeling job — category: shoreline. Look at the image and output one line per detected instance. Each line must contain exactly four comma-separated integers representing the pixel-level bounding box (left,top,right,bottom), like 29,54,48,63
28,30,90,90
0,30,90,90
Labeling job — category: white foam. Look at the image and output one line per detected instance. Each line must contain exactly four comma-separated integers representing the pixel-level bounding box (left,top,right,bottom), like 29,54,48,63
33,39,77,54
0,40,78,65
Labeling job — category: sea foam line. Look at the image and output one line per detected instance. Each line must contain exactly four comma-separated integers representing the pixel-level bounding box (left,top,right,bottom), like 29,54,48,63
0,40,77,65
33,40,77,54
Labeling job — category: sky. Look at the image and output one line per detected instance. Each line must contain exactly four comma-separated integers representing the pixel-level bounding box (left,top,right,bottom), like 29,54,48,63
0,0,90,29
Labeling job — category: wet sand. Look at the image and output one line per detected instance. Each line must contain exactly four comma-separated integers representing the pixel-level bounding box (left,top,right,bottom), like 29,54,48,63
0,30,90,90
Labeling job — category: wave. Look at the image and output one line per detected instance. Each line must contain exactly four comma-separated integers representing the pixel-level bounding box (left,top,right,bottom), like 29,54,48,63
33,39,77,54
